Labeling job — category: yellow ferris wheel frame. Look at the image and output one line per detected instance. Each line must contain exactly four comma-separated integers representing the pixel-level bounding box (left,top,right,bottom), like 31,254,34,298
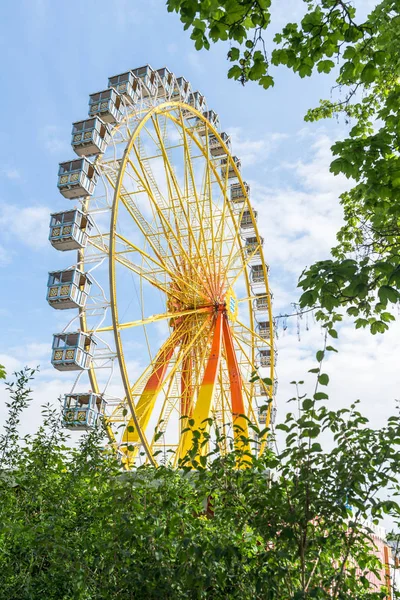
74,98,274,467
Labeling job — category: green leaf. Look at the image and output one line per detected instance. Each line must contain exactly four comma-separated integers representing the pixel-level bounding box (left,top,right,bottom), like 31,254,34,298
298,63,312,78
370,320,388,335
228,47,240,61
299,290,316,308
302,399,314,410
341,61,355,81
227,65,242,79
343,46,356,59
316,350,324,362
314,392,329,400
259,75,274,89
311,443,322,452
360,62,379,84
248,58,267,80
318,373,329,386
317,59,335,74
378,285,399,304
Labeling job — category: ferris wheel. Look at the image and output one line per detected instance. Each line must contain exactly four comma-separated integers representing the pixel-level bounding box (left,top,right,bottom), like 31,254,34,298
47,65,276,466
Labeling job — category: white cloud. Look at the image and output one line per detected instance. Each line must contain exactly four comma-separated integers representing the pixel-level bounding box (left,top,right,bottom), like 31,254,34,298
167,43,178,55
228,127,289,167
0,204,50,250
275,319,400,433
0,244,12,267
41,125,70,155
10,343,50,361
248,133,348,283
187,52,205,74
1,167,20,180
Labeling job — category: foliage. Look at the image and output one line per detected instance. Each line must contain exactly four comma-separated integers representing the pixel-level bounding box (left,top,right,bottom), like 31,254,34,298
167,0,400,334
0,365,5,380
0,367,399,599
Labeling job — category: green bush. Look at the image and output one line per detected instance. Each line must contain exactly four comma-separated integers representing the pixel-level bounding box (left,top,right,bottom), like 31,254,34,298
0,368,399,599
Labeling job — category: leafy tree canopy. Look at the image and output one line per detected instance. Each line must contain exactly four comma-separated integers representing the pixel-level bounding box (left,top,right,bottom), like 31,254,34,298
167,0,400,334
1,368,400,598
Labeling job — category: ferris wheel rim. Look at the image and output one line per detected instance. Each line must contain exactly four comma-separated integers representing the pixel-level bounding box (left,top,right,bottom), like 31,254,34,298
49,78,274,465
89,100,273,464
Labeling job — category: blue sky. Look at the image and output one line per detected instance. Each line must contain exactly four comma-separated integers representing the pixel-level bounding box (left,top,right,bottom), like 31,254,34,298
1,0,399,437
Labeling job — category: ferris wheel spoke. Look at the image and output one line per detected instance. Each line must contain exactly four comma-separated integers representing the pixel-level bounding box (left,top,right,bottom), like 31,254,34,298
87,236,180,302
177,112,218,297
109,321,189,425
214,157,233,294
153,339,189,440
121,343,176,454
234,317,273,349
125,153,212,295
168,112,242,296
113,253,184,302
94,305,213,333
126,152,183,269
114,231,210,303
151,114,216,298
203,128,219,295
105,171,172,272
180,348,193,424
224,215,259,287
224,243,264,291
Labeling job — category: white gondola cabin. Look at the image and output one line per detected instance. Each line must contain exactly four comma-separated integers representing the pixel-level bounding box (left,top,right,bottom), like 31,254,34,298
173,76,191,101
257,321,270,339
51,332,96,371
132,65,157,97
62,392,106,431
184,91,206,118
89,88,122,124
258,349,271,368
71,117,111,157
47,268,92,310
230,181,249,203
196,110,219,136
221,156,241,179
49,209,93,251
258,407,267,425
204,110,219,128
108,71,140,104
241,209,257,231
246,237,264,256
258,384,269,397
156,67,174,97
254,293,268,312
251,264,266,284
57,158,98,199
209,132,231,157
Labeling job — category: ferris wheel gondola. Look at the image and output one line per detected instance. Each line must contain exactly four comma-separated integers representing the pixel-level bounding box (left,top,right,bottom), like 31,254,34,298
47,64,277,467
